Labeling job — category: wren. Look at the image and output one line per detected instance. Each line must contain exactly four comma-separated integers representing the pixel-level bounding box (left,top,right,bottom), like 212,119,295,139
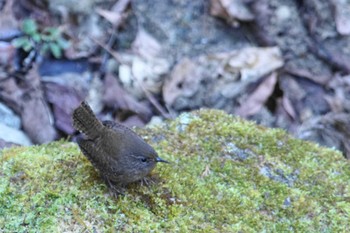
72,101,168,193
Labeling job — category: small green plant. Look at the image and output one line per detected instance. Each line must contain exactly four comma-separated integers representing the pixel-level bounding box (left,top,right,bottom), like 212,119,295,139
12,19,70,58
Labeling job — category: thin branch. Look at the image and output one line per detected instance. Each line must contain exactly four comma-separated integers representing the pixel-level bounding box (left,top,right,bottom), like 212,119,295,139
91,37,172,119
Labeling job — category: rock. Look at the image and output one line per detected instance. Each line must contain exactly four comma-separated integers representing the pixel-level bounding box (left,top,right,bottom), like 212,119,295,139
0,138,18,149
0,102,21,129
0,66,57,144
296,113,350,159
1,109,349,231
131,0,250,62
163,47,283,113
0,123,32,146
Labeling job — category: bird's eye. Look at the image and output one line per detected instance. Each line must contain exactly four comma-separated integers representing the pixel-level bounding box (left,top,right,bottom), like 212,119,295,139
141,157,147,163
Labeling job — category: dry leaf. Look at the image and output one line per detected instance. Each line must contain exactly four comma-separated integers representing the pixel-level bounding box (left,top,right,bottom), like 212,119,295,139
103,73,152,121
117,29,170,98
0,65,57,144
96,8,125,27
0,42,16,67
326,74,350,112
226,47,283,81
236,72,277,117
45,78,86,134
282,95,296,119
210,0,254,23
0,0,18,30
333,0,350,35
285,67,331,85
297,113,350,159
21,66,57,143
111,0,131,14
163,47,283,111
96,0,130,27
132,29,163,59
163,58,201,107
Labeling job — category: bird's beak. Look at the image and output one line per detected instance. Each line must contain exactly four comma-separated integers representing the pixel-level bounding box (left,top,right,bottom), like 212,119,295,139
156,157,169,163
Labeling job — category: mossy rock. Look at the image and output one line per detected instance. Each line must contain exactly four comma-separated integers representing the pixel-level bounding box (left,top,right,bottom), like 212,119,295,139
1,109,350,232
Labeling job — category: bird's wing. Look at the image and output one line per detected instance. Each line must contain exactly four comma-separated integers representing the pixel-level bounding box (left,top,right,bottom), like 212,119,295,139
100,120,155,159
77,138,113,172
102,120,141,140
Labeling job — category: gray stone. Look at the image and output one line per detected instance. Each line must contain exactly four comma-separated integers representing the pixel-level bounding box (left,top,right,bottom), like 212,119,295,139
131,0,250,63
0,102,21,129
0,123,32,146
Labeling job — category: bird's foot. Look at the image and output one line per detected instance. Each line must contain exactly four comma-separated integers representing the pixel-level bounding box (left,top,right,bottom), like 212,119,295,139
139,177,155,187
103,176,126,197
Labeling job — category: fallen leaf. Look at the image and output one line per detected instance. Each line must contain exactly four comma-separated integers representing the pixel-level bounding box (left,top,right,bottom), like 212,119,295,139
226,47,283,81
96,0,131,28
111,0,131,13
333,0,350,35
116,29,170,98
103,73,152,121
163,58,201,108
20,66,57,144
0,0,18,31
285,67,331,85
297,113,350,159
0,42,16,67
236,72,277,117
120,115,146,128
326,74,350,112
96,8,125,27
282,95,296,119
210,0,254,24
0,65,57,144
132,28,163,60
45,80,86,134
163,47,283,112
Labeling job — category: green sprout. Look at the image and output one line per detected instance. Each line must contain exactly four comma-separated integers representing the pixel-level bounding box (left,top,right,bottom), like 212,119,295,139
12,19,70,58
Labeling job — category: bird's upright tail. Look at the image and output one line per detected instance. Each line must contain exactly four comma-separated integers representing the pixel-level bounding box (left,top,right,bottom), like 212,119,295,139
72,101,104,139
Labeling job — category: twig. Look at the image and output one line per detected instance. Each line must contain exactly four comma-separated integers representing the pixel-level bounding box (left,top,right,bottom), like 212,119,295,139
99,31,117,74
91,37,172,119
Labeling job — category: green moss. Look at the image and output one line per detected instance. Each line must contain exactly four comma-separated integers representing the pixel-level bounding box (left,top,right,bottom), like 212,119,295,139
1,109,350,232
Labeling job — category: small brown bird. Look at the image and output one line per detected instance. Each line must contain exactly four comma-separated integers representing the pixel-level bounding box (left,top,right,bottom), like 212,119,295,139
72,101,168,193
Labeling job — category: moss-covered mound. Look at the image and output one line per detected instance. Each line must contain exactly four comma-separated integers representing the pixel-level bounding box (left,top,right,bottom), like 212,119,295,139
1,109,350,232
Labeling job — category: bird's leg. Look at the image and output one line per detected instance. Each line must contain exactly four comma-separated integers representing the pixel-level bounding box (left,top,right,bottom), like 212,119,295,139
102,176,126,197
139,176,155,187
